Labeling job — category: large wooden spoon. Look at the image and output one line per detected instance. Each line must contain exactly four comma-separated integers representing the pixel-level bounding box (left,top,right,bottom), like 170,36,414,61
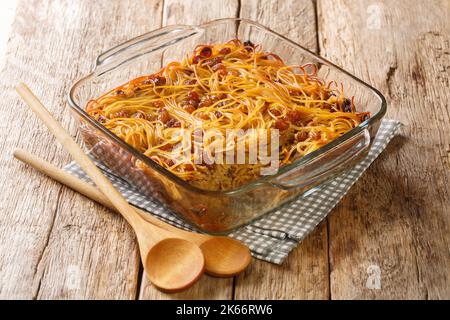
13,148,252,277
15,83,205,292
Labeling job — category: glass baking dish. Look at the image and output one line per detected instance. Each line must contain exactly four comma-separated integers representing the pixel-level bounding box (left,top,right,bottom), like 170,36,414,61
68,18,386,234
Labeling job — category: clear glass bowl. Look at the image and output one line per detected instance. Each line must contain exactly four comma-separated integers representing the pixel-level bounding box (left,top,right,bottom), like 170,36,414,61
68,18,386,234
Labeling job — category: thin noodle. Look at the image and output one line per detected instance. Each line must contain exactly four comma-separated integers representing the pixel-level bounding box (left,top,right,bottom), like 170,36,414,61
86,40,369,191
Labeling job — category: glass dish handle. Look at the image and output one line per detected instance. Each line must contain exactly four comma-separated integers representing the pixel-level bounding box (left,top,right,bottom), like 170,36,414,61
94,25,202,75
269,128,371,190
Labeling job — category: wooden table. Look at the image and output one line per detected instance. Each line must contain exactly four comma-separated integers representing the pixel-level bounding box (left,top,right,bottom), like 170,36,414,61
0,0,448,300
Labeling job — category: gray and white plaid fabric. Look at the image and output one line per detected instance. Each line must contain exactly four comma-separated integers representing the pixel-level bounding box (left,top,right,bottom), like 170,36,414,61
64,119,401,264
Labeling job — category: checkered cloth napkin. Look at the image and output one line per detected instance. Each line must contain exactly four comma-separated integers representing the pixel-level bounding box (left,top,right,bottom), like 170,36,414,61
64,119,401,264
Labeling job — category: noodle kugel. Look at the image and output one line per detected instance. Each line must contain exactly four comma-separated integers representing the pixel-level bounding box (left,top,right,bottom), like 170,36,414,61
86,40,369,191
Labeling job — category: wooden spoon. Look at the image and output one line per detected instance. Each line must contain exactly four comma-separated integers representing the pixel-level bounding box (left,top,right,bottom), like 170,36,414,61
13,148,252,277
15,83,205,292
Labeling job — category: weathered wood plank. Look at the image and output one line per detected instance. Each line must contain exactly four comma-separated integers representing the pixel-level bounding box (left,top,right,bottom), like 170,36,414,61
239,0,318,51
163,0,239,25
235,221,329,299
0,0,164,299
235,0,330,300
137,0,239,300
318,0,450,299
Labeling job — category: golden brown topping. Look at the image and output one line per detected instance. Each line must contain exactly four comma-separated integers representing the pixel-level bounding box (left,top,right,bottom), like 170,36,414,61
153,76,166,86
187,91,200,101
152,100,164,108
271,109,281,117
309,131,321,140
219,47,231,55
199,46,212,58
166,118,181,128
132,112,146,119
183,105,196,114
203,57,222,67
199,97,213,108
157,109,170,124
192,56,201,64
286,111,302,124
198,113,210,121
295,131,308,142
112,110,129,118
274,119,289,131
212,63,227,76
342,98,353,113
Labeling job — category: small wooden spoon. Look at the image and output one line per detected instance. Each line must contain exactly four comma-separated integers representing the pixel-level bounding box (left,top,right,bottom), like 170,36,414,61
13,148,252,277
15,83,205,292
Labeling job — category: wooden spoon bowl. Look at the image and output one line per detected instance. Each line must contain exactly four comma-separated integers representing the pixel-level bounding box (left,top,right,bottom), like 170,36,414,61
200,237,252,277
146,238,205,292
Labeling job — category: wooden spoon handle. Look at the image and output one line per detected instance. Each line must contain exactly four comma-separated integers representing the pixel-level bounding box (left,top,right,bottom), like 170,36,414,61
13,148,205,242
14,148,115,210
15,83,154,237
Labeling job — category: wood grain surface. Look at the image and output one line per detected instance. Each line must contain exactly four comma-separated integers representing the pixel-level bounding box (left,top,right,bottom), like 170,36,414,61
0,0,448,299
319,0,450,299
